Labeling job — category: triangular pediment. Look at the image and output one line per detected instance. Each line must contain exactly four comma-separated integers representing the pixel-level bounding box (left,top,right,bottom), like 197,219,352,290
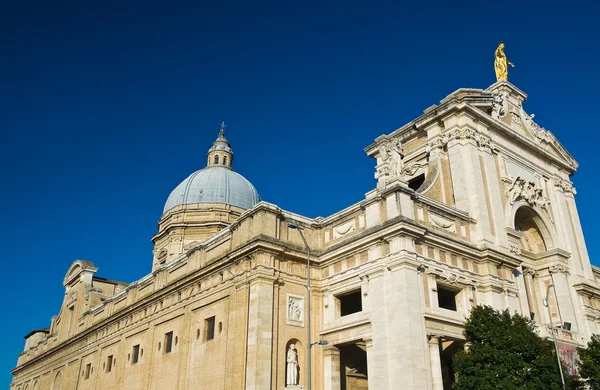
485,81,578,171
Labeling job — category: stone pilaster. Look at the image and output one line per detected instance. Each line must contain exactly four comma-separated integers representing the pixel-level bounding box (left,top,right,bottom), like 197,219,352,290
244,271,276,390
323,346,341,390
367,260,430,389
446,131,494,244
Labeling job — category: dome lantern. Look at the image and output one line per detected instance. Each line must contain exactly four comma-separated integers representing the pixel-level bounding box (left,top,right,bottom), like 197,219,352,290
207,121,233,168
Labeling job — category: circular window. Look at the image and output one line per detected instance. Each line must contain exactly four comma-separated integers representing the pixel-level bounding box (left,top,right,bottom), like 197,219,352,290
218,322,223,333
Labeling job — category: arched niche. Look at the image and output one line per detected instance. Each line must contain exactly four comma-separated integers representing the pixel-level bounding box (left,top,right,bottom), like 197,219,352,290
511,205,554,255
285,339,304,387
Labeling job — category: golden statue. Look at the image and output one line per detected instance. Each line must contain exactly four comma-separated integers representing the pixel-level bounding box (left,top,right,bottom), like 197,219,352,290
494,43,514,81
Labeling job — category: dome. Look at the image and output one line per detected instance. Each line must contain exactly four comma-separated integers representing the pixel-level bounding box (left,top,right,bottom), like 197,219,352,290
163,166,261,213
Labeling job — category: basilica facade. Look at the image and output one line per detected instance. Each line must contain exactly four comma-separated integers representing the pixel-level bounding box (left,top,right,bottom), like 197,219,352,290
11,80,600,390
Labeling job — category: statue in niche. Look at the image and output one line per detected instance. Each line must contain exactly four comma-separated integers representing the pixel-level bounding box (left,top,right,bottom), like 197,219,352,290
494,43,514,81
286,344,299,386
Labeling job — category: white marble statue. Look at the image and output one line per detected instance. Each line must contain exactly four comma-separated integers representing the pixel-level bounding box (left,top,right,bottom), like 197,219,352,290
286,344,299,386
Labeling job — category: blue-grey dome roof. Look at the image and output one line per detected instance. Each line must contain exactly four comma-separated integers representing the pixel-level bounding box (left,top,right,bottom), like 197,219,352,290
163,166,261,213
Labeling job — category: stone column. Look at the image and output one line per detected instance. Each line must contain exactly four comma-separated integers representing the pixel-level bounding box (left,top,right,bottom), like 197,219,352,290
428,336,444,390
244,272,275,390
323,346,341,390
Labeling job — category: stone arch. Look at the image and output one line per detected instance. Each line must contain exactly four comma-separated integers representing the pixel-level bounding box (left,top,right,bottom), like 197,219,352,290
509,204,555,254
285,339,304,387
32,380,39,390
52,371,62,390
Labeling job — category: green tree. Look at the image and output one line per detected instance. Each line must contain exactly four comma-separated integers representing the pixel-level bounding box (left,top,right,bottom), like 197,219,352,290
453,305,564,390
578,334,600,389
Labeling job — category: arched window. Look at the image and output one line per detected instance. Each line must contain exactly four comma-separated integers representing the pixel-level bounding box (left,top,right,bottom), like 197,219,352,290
223,156,228,166
158,250,167,266
214,155,219,165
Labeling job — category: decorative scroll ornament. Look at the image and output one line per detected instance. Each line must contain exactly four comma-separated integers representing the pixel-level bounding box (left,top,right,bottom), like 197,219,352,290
549,264,570,275
522,267,537,277
501,176,552,219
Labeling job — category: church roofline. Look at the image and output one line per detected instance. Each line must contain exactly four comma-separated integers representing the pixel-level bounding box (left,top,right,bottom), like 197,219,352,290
23,328,49,339
364,85,579,173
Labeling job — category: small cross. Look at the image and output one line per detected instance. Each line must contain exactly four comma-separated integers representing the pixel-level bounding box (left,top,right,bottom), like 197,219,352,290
220,121,226,131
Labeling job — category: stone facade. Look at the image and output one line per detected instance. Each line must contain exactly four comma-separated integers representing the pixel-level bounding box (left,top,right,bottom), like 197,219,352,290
11,81,600,390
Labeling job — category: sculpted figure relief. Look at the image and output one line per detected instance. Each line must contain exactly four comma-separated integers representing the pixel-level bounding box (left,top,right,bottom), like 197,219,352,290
288,298,302,321
376,138,404,185
286,344,299,386
494,43,514,81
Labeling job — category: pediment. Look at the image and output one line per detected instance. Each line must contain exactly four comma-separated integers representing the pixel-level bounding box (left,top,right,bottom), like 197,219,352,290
486,81,578,171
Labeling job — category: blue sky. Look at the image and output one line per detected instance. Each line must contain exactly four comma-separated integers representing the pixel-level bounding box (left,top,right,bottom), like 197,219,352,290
1,0,599,386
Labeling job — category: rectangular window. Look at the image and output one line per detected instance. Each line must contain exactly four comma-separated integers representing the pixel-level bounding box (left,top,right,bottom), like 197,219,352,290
106,355,113,373
437,286,459,311
132,344,140,364
84,363,91,379
205,316,215,341
336,289,363,317
164,331,173,353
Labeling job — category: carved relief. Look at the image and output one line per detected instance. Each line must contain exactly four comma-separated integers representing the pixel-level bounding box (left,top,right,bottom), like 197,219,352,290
510,112,523,128
375,137,404,187
509,244,521,256
492,92,508,119
426,128,496,155
286,294,304,327
402,162,428,178
501,176,552,219
333,220,356,239
553,178,577,197
429,213,457,233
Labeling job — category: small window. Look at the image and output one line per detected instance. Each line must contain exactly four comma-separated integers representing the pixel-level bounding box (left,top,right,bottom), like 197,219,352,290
205,316,216,341
158,250,167,266
164,331,173,353
132,344,140,364
223,156,228,166
214,155,219,165
408,174,425,191
84,363,91,380
437,286,459,311
337,289,363,316
106,355,113,373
